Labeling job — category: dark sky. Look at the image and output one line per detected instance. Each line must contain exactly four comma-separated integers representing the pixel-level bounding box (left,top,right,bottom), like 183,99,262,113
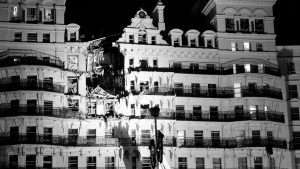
65,0,300,45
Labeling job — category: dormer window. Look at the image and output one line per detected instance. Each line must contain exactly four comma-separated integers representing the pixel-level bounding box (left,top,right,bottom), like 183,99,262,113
70,33,76,42
207,39,212,48
44,8,54,22
190,39,196,47
27,8,37,22
129,35,134,43
174,38,180,47
151,36,156,44
138,34,146,44
11,6,20,21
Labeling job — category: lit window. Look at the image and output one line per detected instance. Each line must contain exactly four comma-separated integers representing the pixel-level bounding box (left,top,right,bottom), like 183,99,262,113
12,6,18,17
27,33,37,42
14,32,22,42
231,42,237,51
256,43,263,51
45,8,54,20
105,157,115,168
11,6,20,21
243,42,250,51
43,33,50,43
244,64,251,72
250,105,257,117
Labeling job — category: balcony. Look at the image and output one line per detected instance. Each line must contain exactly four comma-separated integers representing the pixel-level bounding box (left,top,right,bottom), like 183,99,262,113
241,86,282,99
178,137,287,149
0,78,64,93
133,109,284,123
0,49,64,69
131,87,175,95
0,104,78,118
119,136,176,147
128,65,281,77
0,134,119,147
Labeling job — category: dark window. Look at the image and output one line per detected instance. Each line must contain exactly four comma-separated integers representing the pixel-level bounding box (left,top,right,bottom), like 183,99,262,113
291,107,300,120
178,157,187,169
87,129,96,144
194,130,203,146
252,130,261,146
153,59,158,67
44,77,53,91
43,156,52,169
10,127,19,143
105,157,115,169
131,104,135,116
193,106,202,119
240,19,249,32
287,62,296,74
87,156,96,169
207,39,212,48
208,84,217,96
293,132,300,149
68,156,78,168
27,76,37,88
9,155,18,169
255,19,264,33
68,129,78,145
288,85,298,99
43,33,50,43
27,33,37,42
27,100,37,115
26,126,36,143
132,156,137,169
70,33,76,42
27,8,37,22
191,83,200,95
254,157,263,169
14,32,22,42
190,63,199,71
207,64,215,72
211,131,220,146
154,81,159,92
129,35,134,43
26,155,36,169
129,59,134,67
151,36,156,44
191,39,196,47
196,158,205,169
174,83,183,94
44,100,53,115
213,158,222,169
256,43,263,51
138,34,146,44
44,127,52,144
140,59,148,69
11,100,20,111
225,18,235,32
238,157,247,169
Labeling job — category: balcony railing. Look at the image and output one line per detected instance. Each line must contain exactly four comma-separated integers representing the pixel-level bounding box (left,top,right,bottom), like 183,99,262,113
288,140,300,150
128,65,281,77
131,86,282,99
134,109,285,123
0,79,64,93
0,104,78,118
0,134,119,147
0,134,287,149
0,49,64,69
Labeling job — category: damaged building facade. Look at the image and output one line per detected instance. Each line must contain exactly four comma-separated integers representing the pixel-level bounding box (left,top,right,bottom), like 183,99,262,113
0,0,299,168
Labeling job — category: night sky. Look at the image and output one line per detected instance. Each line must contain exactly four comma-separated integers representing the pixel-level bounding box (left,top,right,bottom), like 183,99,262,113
65,0,300,45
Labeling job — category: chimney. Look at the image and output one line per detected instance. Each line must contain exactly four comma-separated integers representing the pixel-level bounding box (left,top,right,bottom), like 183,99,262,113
152,0,165,31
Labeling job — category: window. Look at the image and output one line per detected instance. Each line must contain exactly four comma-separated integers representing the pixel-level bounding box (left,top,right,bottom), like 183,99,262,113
132,156,137,169
44,77,53,90
244,64,251,73
87,156,96,169
296,158,300,169
68,129,78,145
191,83,200,94
27,33,37,42
196,158,205,169
11,6,20,21
43,156,52,169
225,18,235,32
193,106,202,119
43,33,50,43
14,32,22,42
139,81,149,91
249,105,258,119
178,157,187,169
87,129,96,144
140,59,148,69
129,35,134,43
191,39,196,47
254,157,263,169
207,64,215,72
174,83,184,94
141,130,151,144
130,81,135,91
267,131,273,140
287,62,296,74
194,130,203,146
10,127,19,142
256,43,263,51
174,38,180,47
208,84,217,97
68,99,79,112
288,85,298,99
291,107,300,120
44,100,53,115
252,130,261,145
293,132,300,149
231,42,237,51
234,83,241,97
238,157,247,169
44,127,52,144
129,58,134,67
138,34,146,44
240,19,249,32
105,157,115,169
27,126,36,143
243,42,250,51
255,19,264,33
211,131,220,146
26,155,36,168
154,81,159,92
27,8,37,21
142,157,151,169
70,32,76,42
9,155,18,168
11,100,20,110
44,8,54,21
153,59,158,67
207,39,212,48
68,156,78,168
131,104,135,116
212,158,222,169
151,36,156,44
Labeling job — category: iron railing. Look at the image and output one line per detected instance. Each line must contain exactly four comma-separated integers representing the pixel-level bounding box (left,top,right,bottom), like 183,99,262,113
0,133,288,149
136,109,285,123
0,104,78,118
0,78,64,93
128,65,281,77
131,86,282,99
